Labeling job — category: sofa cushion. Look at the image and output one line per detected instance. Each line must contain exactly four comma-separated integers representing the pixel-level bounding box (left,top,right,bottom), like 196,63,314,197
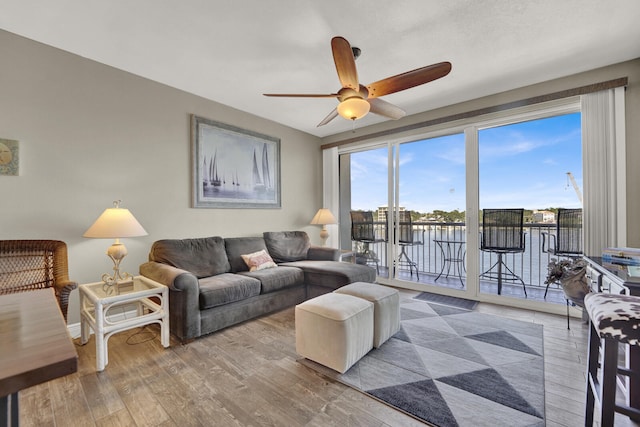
239,266,304,294
198,273,261,310
225,237,269,273
280,260,376,290
149,237,230,279
263,231,310,263
241,249,277,272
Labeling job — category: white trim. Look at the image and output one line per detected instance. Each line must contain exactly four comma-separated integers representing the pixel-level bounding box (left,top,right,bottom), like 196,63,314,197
465,126,480,297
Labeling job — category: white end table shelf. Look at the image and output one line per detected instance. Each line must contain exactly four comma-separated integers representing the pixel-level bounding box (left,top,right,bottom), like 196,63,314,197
79,275,169,371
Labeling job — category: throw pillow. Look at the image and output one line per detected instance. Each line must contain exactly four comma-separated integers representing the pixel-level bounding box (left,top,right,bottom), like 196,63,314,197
241,249,277,272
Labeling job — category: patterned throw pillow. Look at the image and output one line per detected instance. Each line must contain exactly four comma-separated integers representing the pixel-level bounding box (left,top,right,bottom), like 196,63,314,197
241,249,277,272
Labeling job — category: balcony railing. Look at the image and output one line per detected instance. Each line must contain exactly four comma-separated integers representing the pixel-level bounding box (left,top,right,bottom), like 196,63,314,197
350,221,571,292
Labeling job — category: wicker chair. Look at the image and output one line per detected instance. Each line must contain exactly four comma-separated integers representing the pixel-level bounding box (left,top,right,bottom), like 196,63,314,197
0,240,77,321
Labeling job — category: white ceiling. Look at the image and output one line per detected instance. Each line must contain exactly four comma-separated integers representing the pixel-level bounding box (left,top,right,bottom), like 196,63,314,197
1,1,639,138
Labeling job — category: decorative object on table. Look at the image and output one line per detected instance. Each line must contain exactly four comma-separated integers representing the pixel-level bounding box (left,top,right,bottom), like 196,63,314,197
191,115,281,209
299,298,545,426
310,208,337,246
602,247,640,266
83,200,147,287
0,138,19,176
0,240,77,321
545,257,591,329
541,208,583,297
264,36,451,126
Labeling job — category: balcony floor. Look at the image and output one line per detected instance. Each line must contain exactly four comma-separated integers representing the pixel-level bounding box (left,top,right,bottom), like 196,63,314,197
382,267,569,305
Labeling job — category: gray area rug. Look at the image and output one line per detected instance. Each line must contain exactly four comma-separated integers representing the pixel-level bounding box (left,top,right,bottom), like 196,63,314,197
299,299,545,426
414,292,478,311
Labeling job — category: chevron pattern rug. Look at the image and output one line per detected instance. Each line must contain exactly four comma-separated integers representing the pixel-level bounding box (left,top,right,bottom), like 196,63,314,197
299,298,545,426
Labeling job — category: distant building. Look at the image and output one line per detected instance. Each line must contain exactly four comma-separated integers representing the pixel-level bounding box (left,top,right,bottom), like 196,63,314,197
533,210,555,223
376,205,406,221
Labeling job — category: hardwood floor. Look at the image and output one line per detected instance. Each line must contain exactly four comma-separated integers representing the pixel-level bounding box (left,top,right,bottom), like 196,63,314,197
16,289,631,426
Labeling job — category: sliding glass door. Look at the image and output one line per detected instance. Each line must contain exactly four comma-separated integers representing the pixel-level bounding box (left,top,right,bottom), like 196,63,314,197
477,113,582,302
393,133,467,288
339,102,583,308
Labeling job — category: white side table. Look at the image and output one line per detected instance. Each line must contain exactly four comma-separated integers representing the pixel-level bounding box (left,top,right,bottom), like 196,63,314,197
79,275,169,371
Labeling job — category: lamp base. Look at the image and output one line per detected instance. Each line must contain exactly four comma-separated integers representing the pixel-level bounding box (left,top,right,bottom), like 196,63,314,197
319,227,329,247
101,242,133,286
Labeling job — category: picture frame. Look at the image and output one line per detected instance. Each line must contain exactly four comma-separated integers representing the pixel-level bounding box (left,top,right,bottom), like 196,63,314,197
191,115,281,208
0,138,19,176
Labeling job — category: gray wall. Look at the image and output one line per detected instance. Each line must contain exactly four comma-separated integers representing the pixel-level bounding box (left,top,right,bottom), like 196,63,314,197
0,30,323,324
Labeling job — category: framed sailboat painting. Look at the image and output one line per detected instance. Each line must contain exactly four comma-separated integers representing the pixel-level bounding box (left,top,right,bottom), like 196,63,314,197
191,115,281,208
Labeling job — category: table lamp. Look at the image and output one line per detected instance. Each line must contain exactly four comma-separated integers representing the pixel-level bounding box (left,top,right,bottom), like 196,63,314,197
83,200,148,286
310,208,337,246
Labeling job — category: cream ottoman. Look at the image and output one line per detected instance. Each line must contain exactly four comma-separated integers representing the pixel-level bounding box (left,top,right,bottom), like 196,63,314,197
295,292,373,374
335,282,400,348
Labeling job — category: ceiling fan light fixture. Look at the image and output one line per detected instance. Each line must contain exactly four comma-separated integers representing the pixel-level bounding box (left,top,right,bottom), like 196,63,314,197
337,97,370,121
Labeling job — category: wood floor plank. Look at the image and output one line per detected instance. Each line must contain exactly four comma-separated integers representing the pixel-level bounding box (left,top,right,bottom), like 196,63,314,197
19,293,601,426
48,375,95,426
19,383,54,427
79,370,126,420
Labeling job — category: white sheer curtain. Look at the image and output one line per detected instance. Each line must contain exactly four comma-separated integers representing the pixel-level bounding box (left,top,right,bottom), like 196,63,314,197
581,87,627,256
321,147,340,248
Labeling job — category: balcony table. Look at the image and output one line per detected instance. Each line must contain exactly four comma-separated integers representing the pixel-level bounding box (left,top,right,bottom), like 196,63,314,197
434,239,466,286
0,288,78,427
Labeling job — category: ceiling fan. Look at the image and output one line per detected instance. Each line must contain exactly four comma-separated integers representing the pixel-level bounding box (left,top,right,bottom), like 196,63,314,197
264,36,452,127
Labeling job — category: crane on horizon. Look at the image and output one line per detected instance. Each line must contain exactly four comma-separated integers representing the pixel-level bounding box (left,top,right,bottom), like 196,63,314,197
566,172,583,205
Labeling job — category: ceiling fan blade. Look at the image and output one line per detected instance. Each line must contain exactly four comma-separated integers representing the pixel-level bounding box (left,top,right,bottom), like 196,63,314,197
317,108,339,127
368,98,406,120
263,93,339,98
331,36,359,90
367,61,452,98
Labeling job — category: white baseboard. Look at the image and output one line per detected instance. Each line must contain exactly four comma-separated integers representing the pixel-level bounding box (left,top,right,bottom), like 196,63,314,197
67,322,82,339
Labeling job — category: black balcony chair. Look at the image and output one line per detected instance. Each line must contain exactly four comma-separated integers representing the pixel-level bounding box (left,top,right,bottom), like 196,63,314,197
479,208,527,296
350,211,386,273
385,210,423,279
542,208,583,298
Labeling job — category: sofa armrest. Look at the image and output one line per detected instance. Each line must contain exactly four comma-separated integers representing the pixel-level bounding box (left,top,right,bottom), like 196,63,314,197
139,261,201,341
307,246,340,261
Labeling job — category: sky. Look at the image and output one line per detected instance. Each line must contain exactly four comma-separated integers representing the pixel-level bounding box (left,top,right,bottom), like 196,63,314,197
350,112,582,214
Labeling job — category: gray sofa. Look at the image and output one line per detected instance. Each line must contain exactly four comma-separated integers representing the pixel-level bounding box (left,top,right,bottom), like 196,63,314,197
139,231,376,342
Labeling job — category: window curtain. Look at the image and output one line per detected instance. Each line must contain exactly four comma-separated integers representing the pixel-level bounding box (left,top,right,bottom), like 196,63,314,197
322,147,339,248
581,87,626,256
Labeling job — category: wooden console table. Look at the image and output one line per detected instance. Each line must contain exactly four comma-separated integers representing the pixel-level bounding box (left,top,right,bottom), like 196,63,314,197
0,288,78,427
584,256,640,411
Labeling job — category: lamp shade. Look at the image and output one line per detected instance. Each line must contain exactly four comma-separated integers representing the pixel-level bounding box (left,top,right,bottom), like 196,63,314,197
310,208,338,225
83,203,147,238
337,97,370,121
